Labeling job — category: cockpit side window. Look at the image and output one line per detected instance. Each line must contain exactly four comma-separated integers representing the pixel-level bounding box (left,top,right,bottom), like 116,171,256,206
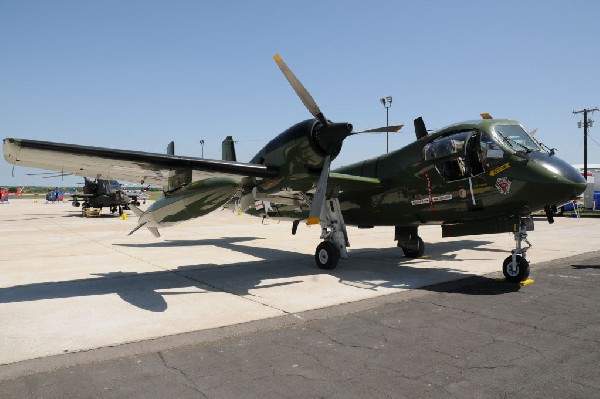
110,180,121,191
423,130,485,181
479,131,505,168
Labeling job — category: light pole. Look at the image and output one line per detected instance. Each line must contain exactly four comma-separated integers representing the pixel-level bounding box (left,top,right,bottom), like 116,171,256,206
380,96,392,153
199,139,205,159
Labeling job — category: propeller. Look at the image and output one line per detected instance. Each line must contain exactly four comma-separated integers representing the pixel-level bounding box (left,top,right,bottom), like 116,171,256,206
273,54,403,225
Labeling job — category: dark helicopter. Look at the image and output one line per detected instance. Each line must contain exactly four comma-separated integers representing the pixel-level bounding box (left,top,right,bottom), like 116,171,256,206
71,178,141,216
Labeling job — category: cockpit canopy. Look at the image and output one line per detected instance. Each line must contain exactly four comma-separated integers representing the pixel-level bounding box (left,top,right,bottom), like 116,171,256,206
422,122,541,182
493,124,542,152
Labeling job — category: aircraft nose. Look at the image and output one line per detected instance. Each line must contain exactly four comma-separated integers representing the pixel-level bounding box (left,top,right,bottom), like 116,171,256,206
529,152,587,201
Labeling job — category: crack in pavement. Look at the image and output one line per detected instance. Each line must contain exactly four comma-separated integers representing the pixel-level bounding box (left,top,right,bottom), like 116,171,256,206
157,351,208,398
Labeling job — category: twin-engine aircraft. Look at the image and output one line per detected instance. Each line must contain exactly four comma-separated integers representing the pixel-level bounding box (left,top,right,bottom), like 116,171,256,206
3,55,586,282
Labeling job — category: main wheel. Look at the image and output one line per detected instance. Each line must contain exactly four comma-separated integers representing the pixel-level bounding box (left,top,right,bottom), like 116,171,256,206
503,255,530,282
402,237,425,258
315,241,340,270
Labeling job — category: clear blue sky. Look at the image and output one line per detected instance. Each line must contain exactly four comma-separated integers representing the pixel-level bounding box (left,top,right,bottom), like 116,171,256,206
1,0,599,186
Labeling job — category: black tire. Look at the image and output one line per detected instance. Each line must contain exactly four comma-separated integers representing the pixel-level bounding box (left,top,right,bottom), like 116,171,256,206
554,206,564,216
402,237,425,258
315,241,339,270
503,255,530,282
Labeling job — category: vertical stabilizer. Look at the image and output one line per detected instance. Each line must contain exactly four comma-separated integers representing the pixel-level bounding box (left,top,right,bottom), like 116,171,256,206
167,141,175,155
222,136,237,161
414,117,428,140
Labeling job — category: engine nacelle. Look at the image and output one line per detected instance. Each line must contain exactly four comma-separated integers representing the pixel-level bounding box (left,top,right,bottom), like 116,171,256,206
250,119,348,174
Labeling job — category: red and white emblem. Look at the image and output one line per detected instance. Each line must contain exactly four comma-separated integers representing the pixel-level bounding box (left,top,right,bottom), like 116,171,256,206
495,177,511,194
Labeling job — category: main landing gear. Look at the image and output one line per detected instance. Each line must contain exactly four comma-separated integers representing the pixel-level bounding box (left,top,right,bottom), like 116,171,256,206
313,198,349,270
395,226,424,258
110,205,124,216
502,217,532,283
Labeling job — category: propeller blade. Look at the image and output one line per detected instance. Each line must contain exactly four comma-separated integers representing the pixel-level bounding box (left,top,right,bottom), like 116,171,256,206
273,54,327,126
351,124,404,134
307,155,331,225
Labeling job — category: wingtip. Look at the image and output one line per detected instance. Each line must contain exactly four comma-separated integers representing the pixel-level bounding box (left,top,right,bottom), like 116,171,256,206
273,53,282,63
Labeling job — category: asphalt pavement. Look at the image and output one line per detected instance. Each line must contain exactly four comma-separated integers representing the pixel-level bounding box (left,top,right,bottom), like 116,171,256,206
2,250,599,399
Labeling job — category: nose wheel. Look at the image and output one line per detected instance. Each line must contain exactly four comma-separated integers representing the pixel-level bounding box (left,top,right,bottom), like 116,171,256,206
315,241,340,270
503,217,533,283
503,255,530,282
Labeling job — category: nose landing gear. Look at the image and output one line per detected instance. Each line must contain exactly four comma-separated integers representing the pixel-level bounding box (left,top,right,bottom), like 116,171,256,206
313,198,349,270
503,217,532,282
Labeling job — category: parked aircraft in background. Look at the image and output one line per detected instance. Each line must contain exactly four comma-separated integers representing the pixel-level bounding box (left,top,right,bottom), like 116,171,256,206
70,178,137,216
3,54,586,282
0,187,22,203
45,188,65,203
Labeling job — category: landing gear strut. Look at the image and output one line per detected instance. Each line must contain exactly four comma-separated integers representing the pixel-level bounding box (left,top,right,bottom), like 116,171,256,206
503,217,532,283
314,198,349,270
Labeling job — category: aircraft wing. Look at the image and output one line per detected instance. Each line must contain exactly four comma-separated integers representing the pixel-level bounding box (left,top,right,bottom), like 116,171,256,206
3,138,278,187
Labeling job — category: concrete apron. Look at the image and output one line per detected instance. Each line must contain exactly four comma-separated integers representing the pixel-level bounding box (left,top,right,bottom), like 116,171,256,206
1,199,599,364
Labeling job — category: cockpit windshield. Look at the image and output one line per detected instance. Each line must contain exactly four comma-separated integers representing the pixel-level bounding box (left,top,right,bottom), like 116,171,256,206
494,124,541,152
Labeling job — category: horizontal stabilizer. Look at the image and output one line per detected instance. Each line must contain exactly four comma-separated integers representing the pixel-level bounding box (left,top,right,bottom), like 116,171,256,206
128,222,146,236
129,204,144,218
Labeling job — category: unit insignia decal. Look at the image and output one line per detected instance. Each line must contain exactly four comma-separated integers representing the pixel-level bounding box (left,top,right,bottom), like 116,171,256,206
495,177,511,195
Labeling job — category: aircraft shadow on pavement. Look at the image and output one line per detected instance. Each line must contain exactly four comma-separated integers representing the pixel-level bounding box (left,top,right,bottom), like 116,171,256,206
571,264,600,269
0,237,519,312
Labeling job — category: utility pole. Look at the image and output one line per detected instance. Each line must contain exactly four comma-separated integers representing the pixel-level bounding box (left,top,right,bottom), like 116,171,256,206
380,96,392,153
573,107,598,180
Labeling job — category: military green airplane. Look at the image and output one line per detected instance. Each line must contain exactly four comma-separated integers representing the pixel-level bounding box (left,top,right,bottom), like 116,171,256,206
3,55,586,283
